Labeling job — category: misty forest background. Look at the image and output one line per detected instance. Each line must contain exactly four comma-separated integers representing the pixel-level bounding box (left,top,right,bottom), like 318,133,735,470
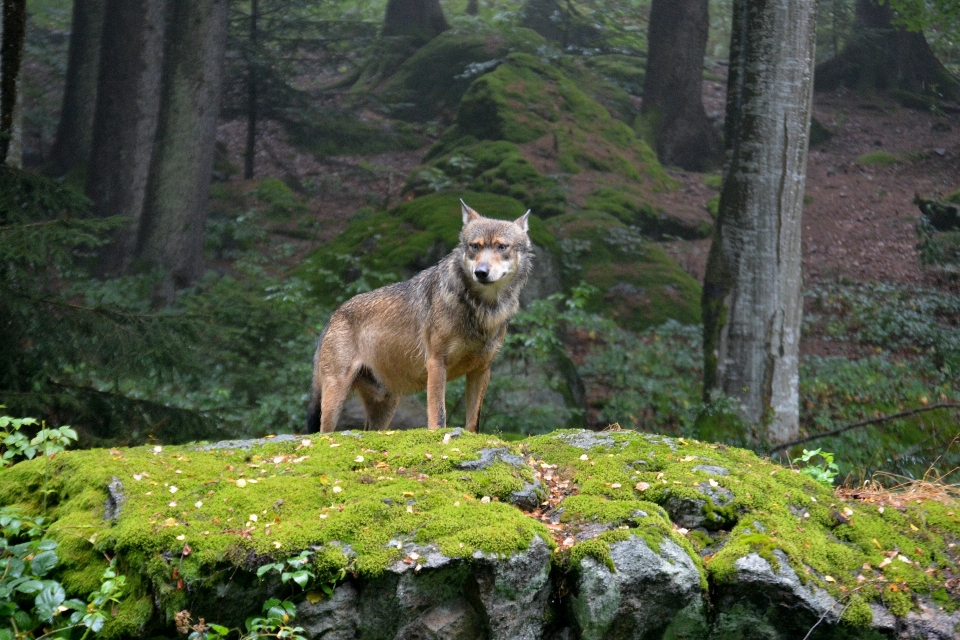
2,0,960,485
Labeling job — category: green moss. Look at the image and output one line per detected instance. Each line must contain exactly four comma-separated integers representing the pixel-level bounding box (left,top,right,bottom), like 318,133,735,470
841,595,873,628
410,140,568,216
856,151,900,167
410,52,671,219
4,428,957,631
377,24,546,121
581,54,646,100
547,211,702,330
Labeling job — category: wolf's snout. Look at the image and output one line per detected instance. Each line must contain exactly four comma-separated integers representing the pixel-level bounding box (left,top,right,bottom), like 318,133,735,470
474,264,490,281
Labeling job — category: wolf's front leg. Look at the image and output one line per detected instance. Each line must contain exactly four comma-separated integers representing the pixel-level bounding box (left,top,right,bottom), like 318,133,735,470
425,356,448,429
464,367,491,433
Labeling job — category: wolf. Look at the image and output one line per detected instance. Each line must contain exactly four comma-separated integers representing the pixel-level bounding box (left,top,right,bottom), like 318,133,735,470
305,200,533,433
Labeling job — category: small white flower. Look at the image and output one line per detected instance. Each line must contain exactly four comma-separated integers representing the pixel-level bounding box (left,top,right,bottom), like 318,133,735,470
249,514,258,522
169,501,177,507
194,501,203,508
332,485,343,494
354,455,365,463
169,486,178,494
579,454,589,461
133,473,143,481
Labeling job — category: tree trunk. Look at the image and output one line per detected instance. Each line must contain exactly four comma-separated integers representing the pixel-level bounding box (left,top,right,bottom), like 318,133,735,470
49,0,106,178
382,0,449,42
244,0,257,180
466,0,479,16
85,0,168,277
136,0,229,292
701,0,817,445
1,0,26,166
815,0,959,100
641,0,722,172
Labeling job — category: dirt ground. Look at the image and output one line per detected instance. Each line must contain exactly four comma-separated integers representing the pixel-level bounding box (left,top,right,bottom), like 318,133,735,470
653,85,960,288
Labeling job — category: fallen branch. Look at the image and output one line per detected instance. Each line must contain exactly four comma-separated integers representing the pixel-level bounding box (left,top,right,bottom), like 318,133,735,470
769,402,960,455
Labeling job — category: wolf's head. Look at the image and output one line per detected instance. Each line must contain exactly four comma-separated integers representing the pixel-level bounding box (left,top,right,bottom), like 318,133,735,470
458,200,532,300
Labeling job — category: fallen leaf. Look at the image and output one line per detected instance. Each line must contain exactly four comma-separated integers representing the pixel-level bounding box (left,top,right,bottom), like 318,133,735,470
235,479,247,488
635,482,650,491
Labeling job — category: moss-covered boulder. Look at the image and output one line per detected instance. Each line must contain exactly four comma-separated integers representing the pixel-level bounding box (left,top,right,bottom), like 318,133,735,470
376,23,547,121
3,429,958,639
407,53,678,228
549,211,702,330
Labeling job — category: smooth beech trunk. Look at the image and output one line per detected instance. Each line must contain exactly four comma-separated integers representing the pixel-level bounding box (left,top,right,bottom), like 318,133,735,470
86,0,168,276
641,0,721,172
702,0,817,444
136,0,229,291
50,0,106,177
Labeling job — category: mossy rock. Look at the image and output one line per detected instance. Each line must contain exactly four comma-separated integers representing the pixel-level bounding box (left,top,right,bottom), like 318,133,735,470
582,54,646,98
583,186,709,239
297,191,556,307
3,429,958,636
408,53,671,221
377,24,547,121
855,150,899,167
408,139,568,216
548,211,702,330
284,111,423,158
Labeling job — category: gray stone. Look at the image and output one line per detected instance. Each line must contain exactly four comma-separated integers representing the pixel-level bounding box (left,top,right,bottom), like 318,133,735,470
692,464,729,476
509,480,544,511
899,602,960,640
194,434,298,451
554,430,616,451
394,598,485,640
104,476,125,521
296,581,360,640
571,535,705,640
475,536,553,640
456,448,524,471
722,551,840,626
662,481,735,530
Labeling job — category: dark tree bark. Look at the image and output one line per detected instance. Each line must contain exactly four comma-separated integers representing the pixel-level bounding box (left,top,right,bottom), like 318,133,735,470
244,0,258,180
466,0,479,16
136,0,229,292
641,0,722,172
815,0,959,100
382,0,449,42
701,0,817,445
86,0,168,277
49,0,106,177
1,0,26,166
521,0,600,49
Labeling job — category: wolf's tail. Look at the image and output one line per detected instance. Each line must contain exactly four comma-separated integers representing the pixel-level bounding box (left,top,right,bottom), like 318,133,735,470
304,325,328,433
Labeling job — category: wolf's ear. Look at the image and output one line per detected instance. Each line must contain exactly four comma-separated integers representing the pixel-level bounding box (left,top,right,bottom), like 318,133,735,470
461,199,480,226
514,210,530,233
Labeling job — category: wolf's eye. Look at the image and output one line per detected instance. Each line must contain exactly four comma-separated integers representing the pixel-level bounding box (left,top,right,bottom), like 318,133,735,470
469,243,482,251
497,243,509,251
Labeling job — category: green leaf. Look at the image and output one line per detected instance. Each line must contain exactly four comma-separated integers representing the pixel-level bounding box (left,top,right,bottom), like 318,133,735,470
35,581,66,621
15,579,44,594
291,570,310,588
31,549,59,576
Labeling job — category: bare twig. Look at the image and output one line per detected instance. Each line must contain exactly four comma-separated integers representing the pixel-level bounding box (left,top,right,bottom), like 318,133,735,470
769,403,960,455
